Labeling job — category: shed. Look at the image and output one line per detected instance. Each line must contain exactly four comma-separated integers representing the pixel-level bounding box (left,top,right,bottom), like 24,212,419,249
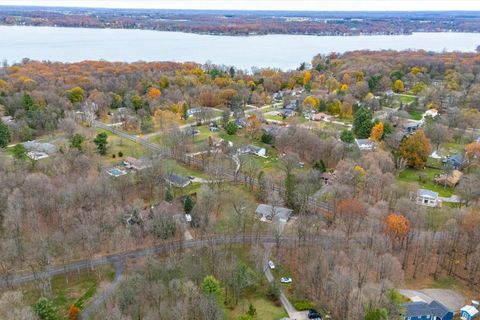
460,305,479,320
255,204,293,223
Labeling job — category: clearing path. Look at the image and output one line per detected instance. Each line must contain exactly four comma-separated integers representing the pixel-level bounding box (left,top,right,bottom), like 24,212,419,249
399,288,465,311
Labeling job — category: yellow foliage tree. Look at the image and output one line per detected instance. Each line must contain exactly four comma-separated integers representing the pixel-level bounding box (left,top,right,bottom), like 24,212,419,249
303,95,320,110
393,79,405,93
303,71,312,85
153,109,179,130
370,122,384,141
384,213,411,242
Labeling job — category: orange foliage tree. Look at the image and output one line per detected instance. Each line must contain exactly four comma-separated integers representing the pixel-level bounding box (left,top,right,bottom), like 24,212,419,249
465,142,480,164
398,130,432,168
147,87,161,99
69,304,80,320
370,122,384,141
384,213,410,243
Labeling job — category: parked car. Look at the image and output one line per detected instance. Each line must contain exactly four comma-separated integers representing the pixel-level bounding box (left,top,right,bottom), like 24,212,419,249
268,260,275,269
280,277,292,283
308,309,322,319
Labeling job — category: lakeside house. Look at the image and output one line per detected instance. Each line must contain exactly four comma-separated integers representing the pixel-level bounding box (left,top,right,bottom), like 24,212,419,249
404,300,453,320
414,188,441,207
255,204,293,223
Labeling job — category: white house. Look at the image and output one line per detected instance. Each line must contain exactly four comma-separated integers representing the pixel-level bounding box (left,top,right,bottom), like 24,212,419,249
239,145,267,157
415,189,441,207
255,204,293,223
355,139,376,151
460,305,479,320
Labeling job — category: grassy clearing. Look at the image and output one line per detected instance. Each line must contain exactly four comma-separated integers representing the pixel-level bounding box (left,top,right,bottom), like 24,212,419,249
227,293,288,320
396,94,417,104
398,167,455,197
96,129,146,164
408,110,423,121
22,266,115,320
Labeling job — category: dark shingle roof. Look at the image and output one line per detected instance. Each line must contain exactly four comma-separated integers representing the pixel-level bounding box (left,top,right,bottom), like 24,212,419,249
405,301,451,318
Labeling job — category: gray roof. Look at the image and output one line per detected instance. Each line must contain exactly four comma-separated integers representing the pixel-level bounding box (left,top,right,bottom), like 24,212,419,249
165,173,190,187
22,141,57,154
417,188,439,199
405,301,451,318
255,204,293,221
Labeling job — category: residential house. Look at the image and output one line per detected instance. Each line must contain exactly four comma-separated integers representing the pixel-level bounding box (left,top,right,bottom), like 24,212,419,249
443,154,464,170
165,173,191,188
187,107,202,117
239,145,267,157
235,118,247,128
460,305,479,320
404,300,453,320
23,141,57,154
255,204,293,223
23,141,57,160
285,100,298,111
124,156,147,170
278,109,296,118
415,189,441,207
404,122,422,134
423,108,439,119
272,92,283,102
312,112,333,122
355,139,376,151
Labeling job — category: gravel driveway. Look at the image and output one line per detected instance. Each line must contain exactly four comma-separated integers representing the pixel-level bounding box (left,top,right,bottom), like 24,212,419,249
399,288,465,311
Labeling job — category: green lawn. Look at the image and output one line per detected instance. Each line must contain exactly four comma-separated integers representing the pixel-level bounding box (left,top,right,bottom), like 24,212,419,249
396,94,417,104
23,266,115,319
96,129,146,164
227,293,287,320
398,168,455,197
408,110,423,121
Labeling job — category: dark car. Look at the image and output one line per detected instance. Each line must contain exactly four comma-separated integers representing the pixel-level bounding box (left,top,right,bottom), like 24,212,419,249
308,309,322,320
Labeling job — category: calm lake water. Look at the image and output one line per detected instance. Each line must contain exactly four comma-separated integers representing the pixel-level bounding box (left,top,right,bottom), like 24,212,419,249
1,26,480,70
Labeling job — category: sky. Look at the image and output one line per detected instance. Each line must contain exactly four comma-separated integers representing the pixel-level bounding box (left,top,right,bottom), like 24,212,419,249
1,0,480,11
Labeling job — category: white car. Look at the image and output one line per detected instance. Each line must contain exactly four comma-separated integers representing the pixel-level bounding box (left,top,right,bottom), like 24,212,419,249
268,260,275,269
280,277,292,283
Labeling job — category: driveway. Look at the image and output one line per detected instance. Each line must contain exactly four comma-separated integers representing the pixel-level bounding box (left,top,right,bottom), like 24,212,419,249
263,245,309,320
399,288,465,311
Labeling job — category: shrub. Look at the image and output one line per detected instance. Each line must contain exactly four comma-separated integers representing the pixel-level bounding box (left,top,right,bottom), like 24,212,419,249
118,151,123,157
292,299,315,311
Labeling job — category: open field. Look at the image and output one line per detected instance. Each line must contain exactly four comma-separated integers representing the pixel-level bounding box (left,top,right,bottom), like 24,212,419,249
398,167,455,197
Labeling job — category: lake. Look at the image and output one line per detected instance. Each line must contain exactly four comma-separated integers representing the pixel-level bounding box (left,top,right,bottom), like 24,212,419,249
1,26,480,70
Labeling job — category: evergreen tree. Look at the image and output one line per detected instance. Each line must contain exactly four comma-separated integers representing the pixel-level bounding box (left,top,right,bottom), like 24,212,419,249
0,120,10,148
69,133,85,151
340,129,355,143
33,297,59,320
183,195,194,214
93,132,108,155
353,107,373,138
